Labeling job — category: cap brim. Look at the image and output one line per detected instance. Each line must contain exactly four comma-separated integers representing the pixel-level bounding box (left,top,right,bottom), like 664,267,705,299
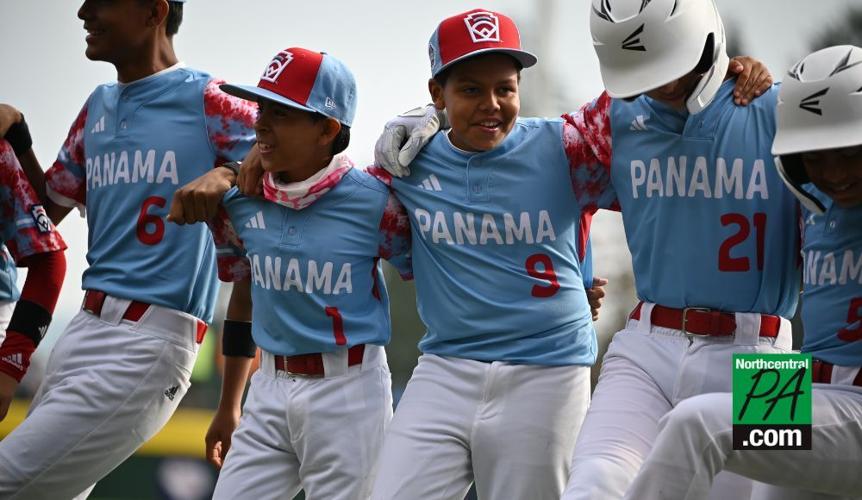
434,48,537,76
219,83,317,114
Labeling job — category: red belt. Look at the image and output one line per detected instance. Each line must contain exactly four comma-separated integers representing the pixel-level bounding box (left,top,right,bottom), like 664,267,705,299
83,290,207,344
274,344,366,377
629,302,780,338
812,359,862,387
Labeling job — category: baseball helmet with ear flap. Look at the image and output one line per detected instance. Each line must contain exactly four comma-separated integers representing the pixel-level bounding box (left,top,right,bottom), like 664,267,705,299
772,45,862,214
589,0,729,114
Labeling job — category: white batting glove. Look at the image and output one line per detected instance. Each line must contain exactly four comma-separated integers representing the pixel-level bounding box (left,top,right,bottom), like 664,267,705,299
373,105,448,177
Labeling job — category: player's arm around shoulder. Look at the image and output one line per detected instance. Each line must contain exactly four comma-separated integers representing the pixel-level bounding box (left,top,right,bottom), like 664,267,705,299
365,166,413,280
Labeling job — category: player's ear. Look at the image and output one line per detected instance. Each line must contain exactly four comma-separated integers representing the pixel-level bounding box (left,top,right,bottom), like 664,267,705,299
428,78,446,111
318,118,342,146
145,0,171,30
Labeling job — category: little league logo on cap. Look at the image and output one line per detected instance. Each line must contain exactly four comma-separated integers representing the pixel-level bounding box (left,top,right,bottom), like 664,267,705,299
220,47,357,126
464,11,500,43
428,8,538,76
260,50,295,84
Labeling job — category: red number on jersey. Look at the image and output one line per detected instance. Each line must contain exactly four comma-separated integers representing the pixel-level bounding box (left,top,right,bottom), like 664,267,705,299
526,253,560,298
326,306,347,345
838,298,862,342
136,196,166,245
719,212,767,272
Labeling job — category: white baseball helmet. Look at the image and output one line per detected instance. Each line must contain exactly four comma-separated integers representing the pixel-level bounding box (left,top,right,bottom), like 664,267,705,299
590,0,729,113
773,45,862,214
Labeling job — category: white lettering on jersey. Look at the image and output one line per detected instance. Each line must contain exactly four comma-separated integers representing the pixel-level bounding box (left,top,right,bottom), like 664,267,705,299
630,156,770,200
803,249,862,286
250,255,352,295
414,209,556,246
86,149,179,190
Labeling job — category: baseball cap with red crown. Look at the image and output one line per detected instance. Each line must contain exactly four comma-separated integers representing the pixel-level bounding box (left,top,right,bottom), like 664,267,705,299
220,47,357,127
428,8,538,77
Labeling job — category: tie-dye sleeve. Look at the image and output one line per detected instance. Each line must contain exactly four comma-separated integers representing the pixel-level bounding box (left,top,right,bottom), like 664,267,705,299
208,205,250,282
368,166,413,280
203,79,257,167
562,92,620,213
45,103,88,211
0,141,66,261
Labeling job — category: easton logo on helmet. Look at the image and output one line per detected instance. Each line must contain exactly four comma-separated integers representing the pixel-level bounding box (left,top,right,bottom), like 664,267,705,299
799,88,829,116
622,24,646,52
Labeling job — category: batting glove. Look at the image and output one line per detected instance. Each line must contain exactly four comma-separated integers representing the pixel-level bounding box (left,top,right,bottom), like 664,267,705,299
374,105,448,177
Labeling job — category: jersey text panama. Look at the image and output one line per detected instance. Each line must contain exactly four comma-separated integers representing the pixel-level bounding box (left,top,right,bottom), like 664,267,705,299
85,149,179,190
249,255,352,295
630,156,769,200
413,209,556,246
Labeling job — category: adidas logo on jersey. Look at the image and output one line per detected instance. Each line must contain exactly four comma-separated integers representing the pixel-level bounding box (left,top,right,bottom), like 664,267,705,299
805,213,818,226
245,211,266,229
1,353,23,371
38,325,48,339
417,174,443,191
630,115,649,131
164,385,179,401
90,115,106,134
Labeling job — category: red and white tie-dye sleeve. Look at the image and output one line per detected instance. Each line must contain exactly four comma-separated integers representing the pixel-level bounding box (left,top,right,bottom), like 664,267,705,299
208,205,250,282
563,91,620,213
204,79,257,167
0,141,66,261
45,103,88,210
368,166,413,280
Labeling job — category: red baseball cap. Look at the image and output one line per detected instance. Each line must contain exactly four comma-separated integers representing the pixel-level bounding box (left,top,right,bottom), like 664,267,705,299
428,9,538,77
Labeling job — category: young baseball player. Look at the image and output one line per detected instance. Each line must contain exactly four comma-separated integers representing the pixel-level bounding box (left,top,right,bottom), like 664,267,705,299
0,109,67,422
373,3,794,499
361,10,621,499
623,45,862,500
190,46,411,500
0,1,256,497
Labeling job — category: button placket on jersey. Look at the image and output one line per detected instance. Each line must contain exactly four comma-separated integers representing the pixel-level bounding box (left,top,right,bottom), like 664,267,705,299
279,210,306,247
466,155,491,203
824,204,839,235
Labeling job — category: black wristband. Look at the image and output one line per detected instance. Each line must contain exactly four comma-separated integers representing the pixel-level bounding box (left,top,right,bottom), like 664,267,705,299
4,115,33,156
222,319,255,357
8,300,51,347
219,161,241,177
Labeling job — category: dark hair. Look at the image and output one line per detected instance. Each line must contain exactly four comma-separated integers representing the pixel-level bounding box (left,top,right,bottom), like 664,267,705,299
310,113,351,155
166,1,183,36
693,33,715,74
433,54,524,87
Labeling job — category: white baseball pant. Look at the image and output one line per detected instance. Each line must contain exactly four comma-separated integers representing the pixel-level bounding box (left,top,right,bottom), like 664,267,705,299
563,303,793,500
0,294,201,499
213,345,393,500
370,353,592,500
623,380,862,500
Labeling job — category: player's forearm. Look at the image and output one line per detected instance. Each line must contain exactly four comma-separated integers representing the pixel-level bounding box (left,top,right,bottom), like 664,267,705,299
218,355,253,411
19,250,66,312
18,149,46,203
219,278,254,410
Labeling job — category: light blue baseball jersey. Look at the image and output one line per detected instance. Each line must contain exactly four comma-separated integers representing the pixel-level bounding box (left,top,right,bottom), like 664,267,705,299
800,187,862,365
580,81,800,317
46,66,256,322
212,167,412,356
387,118,616,366
0,140,67,302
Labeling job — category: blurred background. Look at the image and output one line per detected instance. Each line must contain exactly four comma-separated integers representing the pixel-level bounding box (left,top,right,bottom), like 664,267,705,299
2,0,861,498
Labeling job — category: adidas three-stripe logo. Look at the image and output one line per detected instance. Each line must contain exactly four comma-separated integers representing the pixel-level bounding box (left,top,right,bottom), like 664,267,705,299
629,115,649,131
418,174,442,191
245,211,266,229
90,115,106,134
1,353,23,370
